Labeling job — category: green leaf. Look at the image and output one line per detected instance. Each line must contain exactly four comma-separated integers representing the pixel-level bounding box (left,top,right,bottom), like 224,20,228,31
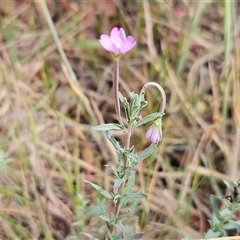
113,178,125,194
129,91,148,121
219,208,231,218
210,195,222,221
128,153,139,166
92,123,123,131
103,131,122,151
89,205,107,216
123,192,147,199
125,233,144,240
116,150,126,165
84,181,113,200
209,213,220,228
223,180,240,204
113,194,122,203
223,180,234,191
139,143,158,161
118,92,130,123
131,101,146,117
99,215,111,222
118,199,130,214
115,222,125,239
133,112,163,128
204,229,221,239
123,171,135,194
115,215,127,224
118,92,129,107
224,220,240,230
105,165,120,178
118,172,136,211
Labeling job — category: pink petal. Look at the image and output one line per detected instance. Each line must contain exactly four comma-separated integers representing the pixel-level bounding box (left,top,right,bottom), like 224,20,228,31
121,36,136,53
110,27,122,44
151,131,161,143
126,36,135,43
145,127,153,139
111,45,121,55
119,28,126,42
99,27,136,55
99,35,112,51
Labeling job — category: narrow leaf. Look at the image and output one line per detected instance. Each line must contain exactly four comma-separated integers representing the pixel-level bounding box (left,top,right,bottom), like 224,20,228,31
123,172,135,194
134,112,163,128
223,180,234,192
128,153,139,164
114,178,124,194
118,172,135,211
92,123,123,131
113,193,122,203
219,208,231,218
85,181,112,200
105,165,120,178
210,195,222,221
118,92,130,123
204,229,221,239
115,222,125,239
123,192,147,199
225,220,240,230
115,215,127,223
103,131,121,151
118,199,129,212
89,205,107,216
139,143,158,161
125,233,144,240
99,215,111,222
118,92,129,107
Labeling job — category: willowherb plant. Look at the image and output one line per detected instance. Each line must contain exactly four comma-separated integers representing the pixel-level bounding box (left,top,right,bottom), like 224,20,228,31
84,27,166,240
203,180,240,239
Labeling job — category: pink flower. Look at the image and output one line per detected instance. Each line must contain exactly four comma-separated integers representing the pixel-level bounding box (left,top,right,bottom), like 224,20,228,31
145,118,162,143
99,27,136,56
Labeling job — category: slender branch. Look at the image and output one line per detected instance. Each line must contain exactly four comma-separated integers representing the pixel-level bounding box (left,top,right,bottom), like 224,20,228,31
111,60,133,238
113,60,126,129
140,82,167,114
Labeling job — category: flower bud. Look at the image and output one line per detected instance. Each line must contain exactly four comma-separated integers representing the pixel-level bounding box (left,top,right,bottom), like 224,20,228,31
145,118,162,143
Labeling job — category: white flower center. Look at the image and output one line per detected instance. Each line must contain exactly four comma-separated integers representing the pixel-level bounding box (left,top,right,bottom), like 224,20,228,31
116,42,121,48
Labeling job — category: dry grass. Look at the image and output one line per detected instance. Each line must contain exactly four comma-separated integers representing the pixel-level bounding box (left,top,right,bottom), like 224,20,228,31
0,1,240,239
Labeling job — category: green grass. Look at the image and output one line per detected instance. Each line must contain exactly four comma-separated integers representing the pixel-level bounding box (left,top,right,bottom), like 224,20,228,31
0,1,239,239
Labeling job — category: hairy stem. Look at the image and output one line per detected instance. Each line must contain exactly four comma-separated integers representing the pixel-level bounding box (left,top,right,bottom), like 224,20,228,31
110,60,133,238
140,82,166,114
113,60,126,129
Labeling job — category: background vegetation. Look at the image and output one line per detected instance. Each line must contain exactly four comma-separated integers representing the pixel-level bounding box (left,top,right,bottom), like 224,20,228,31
0,1,239,239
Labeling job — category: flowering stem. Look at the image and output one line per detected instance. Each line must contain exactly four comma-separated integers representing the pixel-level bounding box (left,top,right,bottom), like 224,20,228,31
110,132,131,238
140,82,166,115
113,60,126,129
111,61,133,238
